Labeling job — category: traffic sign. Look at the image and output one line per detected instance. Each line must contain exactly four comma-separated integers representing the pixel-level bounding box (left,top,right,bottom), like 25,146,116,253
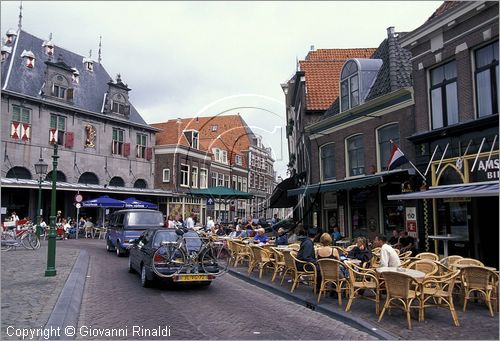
75,203,81,209
206,198,214,206
75,193,83,203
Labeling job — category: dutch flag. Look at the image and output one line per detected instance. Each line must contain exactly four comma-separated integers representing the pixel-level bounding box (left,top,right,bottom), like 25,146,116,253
387,141,409,170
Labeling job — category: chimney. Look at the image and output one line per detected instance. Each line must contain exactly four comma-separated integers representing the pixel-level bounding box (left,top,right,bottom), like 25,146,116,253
387,26,395,38
310,45,315,51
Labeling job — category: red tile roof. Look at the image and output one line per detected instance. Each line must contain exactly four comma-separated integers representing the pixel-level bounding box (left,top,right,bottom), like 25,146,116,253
299,48,376,111
425,1,463,23
151,114,252,168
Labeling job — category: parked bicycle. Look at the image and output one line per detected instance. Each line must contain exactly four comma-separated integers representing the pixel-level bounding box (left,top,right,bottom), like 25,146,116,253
152,231,230,278
1,224,40,251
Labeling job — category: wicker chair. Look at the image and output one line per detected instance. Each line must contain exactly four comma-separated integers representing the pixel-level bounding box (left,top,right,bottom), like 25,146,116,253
415,252,439,261
461,265,497,316
378,271,422,330
420,270,461,326
288,243,301,251
399,250,414,261
269,247,286,282
333,246,346,256
233,242,252,267
455,258,485,267
316,259,348,305
371,247,381,256
344,261,380,315
439,255,463,267
280,250,317,293
407,259,439,276
225,240,237,266
248,246,274,278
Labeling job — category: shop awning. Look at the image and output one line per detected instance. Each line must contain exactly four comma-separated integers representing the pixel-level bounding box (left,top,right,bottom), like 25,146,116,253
287,170,409,197
387,181,499,200
269,176,298,208
188,186,254,199
1,178,175,197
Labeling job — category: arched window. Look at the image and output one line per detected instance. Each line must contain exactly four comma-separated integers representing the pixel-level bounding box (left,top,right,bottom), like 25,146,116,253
6,167,31,179
346,135,364,176
78,172,99,185
319,143,336,181
377,123,400,171
51,74,73,101
45,171,67,182
134,179,147,189
109,176,125,187
340,60,359,111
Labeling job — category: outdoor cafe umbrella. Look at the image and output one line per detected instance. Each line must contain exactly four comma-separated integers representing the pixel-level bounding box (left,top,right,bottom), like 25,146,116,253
123,197,158,209
81,195,125,236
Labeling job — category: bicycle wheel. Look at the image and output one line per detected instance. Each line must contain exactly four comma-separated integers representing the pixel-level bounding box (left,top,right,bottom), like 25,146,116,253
201,241,230,276
151,243,186,278
21,233,33,249
1,233,14,251
27,232,41,250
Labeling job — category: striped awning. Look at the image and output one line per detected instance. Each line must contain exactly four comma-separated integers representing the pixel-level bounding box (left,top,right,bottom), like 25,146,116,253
387,181,499,200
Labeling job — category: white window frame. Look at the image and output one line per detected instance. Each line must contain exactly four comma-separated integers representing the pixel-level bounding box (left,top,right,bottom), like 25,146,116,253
235,154,242,166
319,142,336,182
200,168,208,189
191,166,198,188
340,60,360,112
345,133,365,177
217,173,224,187
180,164,190,188
242,178,247,192
162,168,170,183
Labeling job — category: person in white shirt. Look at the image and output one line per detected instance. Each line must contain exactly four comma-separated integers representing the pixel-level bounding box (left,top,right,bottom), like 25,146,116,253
206,216,215,231
185,214,195,229
373,235,401,268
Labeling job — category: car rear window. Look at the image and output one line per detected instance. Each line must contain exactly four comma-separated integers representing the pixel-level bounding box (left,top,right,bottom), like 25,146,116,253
183,231,203,253
126,211,164,228
152,231,179,248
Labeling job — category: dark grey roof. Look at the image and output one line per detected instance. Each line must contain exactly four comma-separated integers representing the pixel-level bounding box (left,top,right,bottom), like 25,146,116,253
1,30,150,128
323,30,412,117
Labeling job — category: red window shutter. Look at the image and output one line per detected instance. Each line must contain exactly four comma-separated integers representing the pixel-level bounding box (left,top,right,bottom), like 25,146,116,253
146,147,152,161
65,132,74,148
123,143,130,157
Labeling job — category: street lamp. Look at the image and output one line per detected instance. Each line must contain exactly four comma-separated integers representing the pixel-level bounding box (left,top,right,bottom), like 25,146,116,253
45,143,59,277
34,151,48,238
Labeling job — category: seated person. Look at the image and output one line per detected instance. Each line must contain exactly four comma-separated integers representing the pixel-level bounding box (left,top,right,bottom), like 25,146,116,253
275,227,288,246
316,233,340,260
214,224,226,236
388,229,400,247
253,228,268,244
296,228,321,290
347,237,373,263
398,231,416,255
331,226,342,243
373,234,401,268
288,224,304,244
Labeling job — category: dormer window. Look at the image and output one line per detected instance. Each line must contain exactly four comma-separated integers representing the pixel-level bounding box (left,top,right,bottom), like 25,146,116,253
20,50,35,68
340,60,359,111
82,57,94,72
110,93,130,115
183,130,199,149
1,45,11,62
42,40,54,56
211,124,218,132
50,74,73,101
71,68,80,84
5,29,17,44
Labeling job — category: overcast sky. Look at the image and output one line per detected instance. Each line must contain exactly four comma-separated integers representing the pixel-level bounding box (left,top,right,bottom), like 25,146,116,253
1,1,441,177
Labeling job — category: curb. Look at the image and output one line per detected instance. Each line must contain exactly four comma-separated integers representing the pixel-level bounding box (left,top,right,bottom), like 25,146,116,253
228,268,399,340
41,250,90,340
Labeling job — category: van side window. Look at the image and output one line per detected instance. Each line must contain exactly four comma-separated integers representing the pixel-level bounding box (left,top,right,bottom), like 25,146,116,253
116,214,125,228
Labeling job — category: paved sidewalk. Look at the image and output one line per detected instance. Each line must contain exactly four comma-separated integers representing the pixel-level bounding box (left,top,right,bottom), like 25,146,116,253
1,241,80,340
229,264,499,340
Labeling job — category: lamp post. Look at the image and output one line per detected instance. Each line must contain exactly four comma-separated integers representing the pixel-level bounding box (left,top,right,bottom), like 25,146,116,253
34,151,48,238
45,143,59,277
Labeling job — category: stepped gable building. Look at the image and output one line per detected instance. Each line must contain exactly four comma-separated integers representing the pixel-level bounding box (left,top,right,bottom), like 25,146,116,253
153,114,275,223
1,28,164,221
389,1,499,267
279,47,376,222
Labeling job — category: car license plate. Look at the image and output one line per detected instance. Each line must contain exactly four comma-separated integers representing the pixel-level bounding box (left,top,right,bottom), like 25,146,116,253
174,274,209,282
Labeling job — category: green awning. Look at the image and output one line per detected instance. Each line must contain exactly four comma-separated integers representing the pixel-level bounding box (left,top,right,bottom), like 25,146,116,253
287,170,409,197
188,186,254,199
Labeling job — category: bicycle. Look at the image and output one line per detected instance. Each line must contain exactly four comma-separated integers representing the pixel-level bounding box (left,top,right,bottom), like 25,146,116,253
152,231,230,278
1,224,41,251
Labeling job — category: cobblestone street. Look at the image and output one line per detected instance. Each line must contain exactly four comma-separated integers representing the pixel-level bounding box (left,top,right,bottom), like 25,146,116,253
1,242,80,340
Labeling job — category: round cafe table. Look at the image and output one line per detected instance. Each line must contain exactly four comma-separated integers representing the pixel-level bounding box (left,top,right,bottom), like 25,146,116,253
335,240,351,247
376,267,426,281
428,234,464,258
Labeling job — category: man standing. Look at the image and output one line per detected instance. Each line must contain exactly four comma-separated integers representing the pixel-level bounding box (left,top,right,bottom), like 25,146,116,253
373,235,401,268
206,216,215,231
185,213,195,230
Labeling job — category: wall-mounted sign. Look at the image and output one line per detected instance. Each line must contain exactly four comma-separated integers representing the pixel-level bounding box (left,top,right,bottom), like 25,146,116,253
405,207,417,238
469,155,499,182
